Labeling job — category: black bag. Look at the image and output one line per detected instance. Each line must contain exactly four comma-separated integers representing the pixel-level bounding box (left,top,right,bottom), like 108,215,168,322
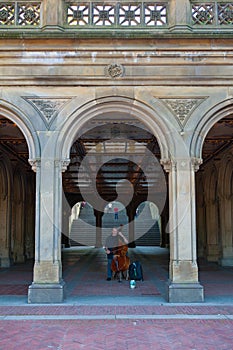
129,261,144,281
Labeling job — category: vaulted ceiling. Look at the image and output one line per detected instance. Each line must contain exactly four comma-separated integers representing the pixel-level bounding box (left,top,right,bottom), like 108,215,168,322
62,120,162,202
0,114,232,204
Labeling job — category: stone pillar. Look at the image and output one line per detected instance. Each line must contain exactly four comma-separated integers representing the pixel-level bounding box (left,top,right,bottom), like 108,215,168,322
218,158,233,266
12,170,25,263
205,198,220,262
196,175,206,258
41,0,64,31
169,0,191,32
0,162,11,267
204,167,220,262
62,193,71,248
161,158,204,303
220,196,233,266
94,210,103,248
160,196,169,248
28,158,69,303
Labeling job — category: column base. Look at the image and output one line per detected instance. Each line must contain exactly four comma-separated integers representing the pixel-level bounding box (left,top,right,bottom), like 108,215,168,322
28,280,66,304
167,281,204,303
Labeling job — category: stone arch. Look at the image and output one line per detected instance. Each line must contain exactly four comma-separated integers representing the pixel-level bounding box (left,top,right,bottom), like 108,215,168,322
191,98,233,159
0,99,40,160
56,96,175,162
134,200,161,246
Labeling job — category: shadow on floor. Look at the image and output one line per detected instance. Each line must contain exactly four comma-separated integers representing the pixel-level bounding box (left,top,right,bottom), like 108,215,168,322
1,246,233,304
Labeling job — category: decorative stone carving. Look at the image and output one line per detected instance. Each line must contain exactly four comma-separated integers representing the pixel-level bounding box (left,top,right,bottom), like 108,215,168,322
105,64,125,78
61,159,70,172
0,2,41,26
24,97,72,127
160,98,206,127
160,158,173,172
191,157,203,172
54,159,70,172
28,159,41,172
66,2,168,27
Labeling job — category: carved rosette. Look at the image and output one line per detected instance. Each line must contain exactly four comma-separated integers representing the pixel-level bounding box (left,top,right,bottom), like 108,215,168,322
105,63,125,78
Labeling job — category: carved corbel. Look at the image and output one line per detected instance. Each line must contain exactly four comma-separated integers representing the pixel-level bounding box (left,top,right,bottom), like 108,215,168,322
191,157,203,172
61,159,70,172
28,159,41,172
54,159,70,172
160,158,174,172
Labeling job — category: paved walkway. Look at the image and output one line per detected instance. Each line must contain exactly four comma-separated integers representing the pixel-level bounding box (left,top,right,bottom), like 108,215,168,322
1,247,233,349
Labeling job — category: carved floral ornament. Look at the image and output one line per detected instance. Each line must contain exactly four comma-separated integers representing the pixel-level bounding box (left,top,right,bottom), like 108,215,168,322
24,97,73,128
159,97,207,127
105,63,125,78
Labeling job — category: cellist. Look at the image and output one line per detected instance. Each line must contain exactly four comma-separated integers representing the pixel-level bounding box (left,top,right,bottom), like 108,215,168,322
104,227,128,281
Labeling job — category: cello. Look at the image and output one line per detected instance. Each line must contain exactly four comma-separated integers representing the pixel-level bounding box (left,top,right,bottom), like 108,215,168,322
111,238,130,282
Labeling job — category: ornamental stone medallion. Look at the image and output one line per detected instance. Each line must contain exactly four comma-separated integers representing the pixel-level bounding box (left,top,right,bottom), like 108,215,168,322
105,63,125,78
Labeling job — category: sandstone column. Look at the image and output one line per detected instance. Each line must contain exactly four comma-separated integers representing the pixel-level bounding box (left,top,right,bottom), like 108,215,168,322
0,162,11,267
169,0,191,32
28,158,68,303
162,158,204,302
41,0,64,31
220,195,233,266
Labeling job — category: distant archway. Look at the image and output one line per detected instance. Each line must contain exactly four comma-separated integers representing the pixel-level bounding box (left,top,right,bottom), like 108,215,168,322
134,201,161,246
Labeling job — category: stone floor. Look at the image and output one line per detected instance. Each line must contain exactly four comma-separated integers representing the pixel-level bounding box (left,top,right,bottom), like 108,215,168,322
1,246,233,349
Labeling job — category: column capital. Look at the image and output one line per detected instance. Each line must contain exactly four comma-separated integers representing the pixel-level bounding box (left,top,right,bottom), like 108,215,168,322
28,159,41,172
160,158,174,172
191,157,203,172
54,159,70,172
161,157,203,172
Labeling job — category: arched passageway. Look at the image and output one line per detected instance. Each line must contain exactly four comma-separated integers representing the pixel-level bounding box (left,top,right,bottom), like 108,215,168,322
196,114,233,266
62,118,168,251
134,201,161,246
0,116,35,268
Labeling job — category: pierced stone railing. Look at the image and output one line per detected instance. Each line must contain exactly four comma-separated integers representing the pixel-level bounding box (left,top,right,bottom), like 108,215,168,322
66,2,168,27
0,1,232,33
0,1,41,26
192,2,233,25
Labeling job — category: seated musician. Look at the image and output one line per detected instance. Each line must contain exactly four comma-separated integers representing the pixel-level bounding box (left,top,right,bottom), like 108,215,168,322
104,227,128,281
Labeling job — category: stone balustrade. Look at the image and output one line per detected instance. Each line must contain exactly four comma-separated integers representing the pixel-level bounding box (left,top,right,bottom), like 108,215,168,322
0,0,232,33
